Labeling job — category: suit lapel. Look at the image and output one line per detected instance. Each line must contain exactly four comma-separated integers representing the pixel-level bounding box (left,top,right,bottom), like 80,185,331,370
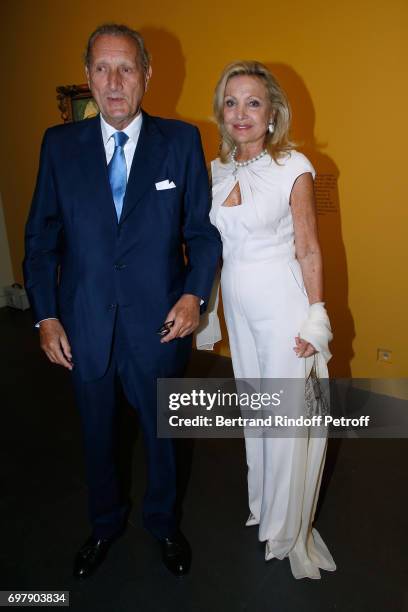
119,111,169,224
77,117,118,226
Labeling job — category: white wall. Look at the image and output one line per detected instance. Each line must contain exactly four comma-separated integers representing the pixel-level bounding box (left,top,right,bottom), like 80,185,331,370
0,193,14,307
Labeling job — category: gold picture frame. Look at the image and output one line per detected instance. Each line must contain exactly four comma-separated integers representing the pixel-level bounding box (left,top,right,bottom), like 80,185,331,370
56,84,99,123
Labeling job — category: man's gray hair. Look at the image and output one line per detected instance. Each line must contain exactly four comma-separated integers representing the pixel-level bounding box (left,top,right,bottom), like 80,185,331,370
84,23,150,74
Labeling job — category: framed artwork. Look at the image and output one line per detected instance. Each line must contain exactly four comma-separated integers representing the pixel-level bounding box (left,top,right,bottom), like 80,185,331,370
56,84,99,123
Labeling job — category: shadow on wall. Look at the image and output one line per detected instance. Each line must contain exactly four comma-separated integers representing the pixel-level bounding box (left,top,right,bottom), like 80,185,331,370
266,63,355,378
140,28,354,377
141,26,219,160
141,27,229,356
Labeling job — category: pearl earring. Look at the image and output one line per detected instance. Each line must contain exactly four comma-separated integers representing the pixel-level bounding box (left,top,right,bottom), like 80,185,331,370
268,121,275,134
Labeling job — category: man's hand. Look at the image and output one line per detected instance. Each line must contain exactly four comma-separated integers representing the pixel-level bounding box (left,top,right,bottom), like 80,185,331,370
39,319,73,370
160,294,200,343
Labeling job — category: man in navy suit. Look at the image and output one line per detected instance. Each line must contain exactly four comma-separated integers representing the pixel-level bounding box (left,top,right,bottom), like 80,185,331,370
23,24,221,579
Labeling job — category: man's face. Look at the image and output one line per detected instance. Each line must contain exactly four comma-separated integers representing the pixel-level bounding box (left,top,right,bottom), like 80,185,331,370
86,34,151,130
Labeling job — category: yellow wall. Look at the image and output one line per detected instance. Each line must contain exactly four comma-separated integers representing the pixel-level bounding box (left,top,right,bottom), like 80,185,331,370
0,0,407,377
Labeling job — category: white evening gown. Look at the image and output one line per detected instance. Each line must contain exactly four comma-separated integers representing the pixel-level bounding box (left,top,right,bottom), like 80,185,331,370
209,151,336,580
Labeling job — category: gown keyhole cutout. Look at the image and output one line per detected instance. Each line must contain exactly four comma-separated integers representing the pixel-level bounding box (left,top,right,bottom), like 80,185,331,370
222,182,242,207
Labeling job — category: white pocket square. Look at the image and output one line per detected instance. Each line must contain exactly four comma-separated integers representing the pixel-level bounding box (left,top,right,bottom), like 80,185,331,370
155,180,176,190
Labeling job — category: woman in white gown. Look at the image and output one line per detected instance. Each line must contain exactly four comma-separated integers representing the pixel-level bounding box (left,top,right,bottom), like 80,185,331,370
198,61,336,579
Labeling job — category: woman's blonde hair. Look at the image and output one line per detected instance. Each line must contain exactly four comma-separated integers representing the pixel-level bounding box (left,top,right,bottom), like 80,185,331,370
213,60,294,163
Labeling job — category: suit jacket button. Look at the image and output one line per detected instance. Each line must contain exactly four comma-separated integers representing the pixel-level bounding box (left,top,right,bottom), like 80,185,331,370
108,303,117,310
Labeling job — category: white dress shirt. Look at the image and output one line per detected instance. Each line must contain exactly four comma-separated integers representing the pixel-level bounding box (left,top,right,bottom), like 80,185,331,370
100,111,143,177
36,113,143,327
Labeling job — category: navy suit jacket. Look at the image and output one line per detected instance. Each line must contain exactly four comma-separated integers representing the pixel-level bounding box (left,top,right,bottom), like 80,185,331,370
23,112,221,382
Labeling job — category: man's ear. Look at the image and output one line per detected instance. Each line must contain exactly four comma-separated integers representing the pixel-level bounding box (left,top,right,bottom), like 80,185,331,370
85,65,91,89
145,65,152,91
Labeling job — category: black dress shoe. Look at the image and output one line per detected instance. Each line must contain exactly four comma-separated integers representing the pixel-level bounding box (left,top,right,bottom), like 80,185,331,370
160,530,192,576
73,536,112,580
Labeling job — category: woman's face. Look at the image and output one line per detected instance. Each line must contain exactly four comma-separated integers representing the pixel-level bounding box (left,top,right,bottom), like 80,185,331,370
223,75,273,150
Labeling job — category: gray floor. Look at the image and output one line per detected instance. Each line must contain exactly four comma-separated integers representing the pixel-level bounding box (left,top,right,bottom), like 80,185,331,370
1,307,407,611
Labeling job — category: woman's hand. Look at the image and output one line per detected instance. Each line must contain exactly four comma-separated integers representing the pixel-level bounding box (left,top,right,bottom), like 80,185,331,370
293,335,317,358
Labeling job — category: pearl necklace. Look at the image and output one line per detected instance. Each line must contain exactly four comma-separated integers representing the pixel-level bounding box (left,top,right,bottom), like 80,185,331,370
231,146,268,168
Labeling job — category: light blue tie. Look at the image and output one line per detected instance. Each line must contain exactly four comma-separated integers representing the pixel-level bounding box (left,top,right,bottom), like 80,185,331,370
108,131,129,220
